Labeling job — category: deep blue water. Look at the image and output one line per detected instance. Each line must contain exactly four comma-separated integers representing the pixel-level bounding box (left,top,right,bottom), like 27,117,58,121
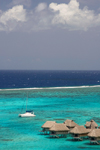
0,70,100,89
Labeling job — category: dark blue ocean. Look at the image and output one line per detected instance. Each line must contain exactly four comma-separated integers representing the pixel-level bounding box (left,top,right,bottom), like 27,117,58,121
0,70,100,89
0,70,100,150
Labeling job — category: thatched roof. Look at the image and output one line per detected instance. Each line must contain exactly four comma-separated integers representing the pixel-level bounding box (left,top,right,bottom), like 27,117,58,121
41,121,56,128
85,120,98,128
88,129,100,138
49,123,69,132
64,119,77,127
70,125,89,134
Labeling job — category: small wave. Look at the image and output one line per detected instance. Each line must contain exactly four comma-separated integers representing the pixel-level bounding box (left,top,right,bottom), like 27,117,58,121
0,85,100,91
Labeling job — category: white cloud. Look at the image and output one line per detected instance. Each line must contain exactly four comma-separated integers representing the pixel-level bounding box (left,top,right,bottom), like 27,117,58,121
35,3,47,12
49,0,96,30
0,0,100,32
0,5,26,31
0,5,26,25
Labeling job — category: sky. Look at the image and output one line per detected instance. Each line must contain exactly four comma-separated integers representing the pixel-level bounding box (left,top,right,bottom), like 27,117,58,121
0,0,100,70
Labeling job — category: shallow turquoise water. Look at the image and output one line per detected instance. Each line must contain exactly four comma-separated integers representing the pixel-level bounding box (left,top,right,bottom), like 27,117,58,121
0,87,100,150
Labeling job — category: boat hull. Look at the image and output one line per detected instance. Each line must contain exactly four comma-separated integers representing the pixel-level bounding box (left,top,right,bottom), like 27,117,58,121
19,112,36,117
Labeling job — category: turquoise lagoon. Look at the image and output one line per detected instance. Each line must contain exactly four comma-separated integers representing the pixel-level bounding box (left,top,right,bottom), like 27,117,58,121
0,86,100,150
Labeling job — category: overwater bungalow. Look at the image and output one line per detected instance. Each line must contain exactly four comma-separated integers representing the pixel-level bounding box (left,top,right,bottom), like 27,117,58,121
63,119,78,129
49,123,69,138
70,125,90,141
85,119,98,129
41,121,56,134
88,129,100,145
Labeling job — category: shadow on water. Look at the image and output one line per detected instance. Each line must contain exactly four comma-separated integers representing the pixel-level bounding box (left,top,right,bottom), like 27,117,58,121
1,139,13,141
45,136,61,139
67,139,82,142
84,142,100,146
